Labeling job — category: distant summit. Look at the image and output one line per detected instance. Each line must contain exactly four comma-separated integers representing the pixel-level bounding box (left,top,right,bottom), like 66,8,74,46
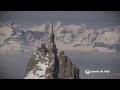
24,24,80,79
0,21,120,53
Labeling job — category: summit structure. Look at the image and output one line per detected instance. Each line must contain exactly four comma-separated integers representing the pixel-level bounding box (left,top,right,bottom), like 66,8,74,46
48,24,57,53
50,24,54,44
24,24,80,79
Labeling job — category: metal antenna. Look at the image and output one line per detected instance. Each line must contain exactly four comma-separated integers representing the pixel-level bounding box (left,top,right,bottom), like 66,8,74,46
52,24,53,33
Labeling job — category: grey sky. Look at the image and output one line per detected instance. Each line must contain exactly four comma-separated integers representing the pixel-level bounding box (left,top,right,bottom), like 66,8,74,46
0,11,120,29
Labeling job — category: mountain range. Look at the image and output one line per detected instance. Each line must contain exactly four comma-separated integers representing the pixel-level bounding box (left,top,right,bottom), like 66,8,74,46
0,21,120,53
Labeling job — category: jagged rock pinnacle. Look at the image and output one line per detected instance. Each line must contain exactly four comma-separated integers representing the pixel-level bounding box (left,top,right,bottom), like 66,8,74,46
50,24,55,44
24,25,80,79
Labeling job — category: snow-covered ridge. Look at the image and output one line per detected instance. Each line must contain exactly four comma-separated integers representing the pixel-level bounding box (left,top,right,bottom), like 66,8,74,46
0,21,120,53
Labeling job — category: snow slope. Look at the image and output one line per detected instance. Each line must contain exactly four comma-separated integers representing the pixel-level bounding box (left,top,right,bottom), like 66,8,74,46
24,49,55,79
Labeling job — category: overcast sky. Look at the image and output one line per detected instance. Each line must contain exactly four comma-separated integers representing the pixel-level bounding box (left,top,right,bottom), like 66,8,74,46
0,11,120,29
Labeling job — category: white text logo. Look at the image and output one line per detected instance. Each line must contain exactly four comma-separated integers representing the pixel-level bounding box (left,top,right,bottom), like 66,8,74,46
85,70,110,74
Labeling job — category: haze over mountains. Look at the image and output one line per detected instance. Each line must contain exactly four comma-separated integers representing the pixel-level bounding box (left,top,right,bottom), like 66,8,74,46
0,21,120,53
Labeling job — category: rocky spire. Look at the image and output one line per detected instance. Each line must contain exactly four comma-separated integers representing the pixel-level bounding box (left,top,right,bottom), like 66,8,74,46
24,47,80,79
50,24,55,44
24,24,80,79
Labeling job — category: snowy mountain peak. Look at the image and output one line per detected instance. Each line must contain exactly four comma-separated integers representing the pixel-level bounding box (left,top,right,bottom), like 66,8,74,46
55,21,62,25
6,21,19,28
0,21,120,53
6,21,14,26
46,21,50,24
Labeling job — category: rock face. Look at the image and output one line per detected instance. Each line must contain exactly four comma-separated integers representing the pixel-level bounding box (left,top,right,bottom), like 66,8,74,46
24,24,80,79
24,44,80,79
